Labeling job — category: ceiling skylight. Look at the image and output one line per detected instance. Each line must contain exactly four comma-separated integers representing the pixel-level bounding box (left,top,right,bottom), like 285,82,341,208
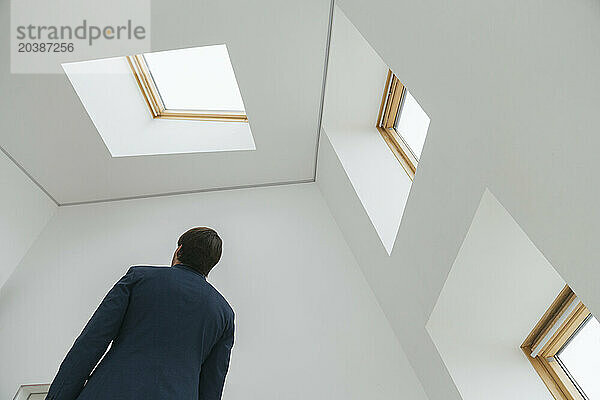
394,90,430,159
377,70,430,180
126,44,247,122
62,49,255,157
143,45,245,113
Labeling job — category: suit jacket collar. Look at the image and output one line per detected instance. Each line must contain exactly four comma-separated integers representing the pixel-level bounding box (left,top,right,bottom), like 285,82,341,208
173,263,206,279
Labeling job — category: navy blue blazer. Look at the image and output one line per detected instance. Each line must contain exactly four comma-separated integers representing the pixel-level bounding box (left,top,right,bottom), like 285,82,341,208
47,264,235,400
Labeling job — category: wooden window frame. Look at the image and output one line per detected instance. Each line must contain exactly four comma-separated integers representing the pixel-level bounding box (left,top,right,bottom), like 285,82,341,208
376,70,418,180
521,285,593,400
126,54,248,123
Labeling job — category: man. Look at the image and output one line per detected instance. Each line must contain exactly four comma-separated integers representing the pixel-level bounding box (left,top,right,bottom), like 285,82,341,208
46,227,235,400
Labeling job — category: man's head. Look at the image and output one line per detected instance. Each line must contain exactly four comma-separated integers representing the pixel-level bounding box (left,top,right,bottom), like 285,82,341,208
172,227,222,276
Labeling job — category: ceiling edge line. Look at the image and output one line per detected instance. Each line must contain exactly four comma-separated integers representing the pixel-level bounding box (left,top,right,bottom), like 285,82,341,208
58,178,316,207
4,6,335,209
0,145,60,207
313,0,335,180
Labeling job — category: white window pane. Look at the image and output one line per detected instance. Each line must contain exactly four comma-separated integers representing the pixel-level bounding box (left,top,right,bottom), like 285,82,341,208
558,315,600,398
143,45,245,113
394,90,430,159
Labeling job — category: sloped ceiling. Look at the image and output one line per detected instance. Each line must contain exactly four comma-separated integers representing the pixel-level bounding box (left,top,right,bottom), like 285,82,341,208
319,1,600,400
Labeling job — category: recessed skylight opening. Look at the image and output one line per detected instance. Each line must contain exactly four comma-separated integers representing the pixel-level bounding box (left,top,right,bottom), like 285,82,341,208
62,48,255,157
127,44,247,122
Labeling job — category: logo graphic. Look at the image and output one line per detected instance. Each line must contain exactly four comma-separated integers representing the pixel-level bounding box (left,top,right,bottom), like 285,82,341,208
11,0,151,74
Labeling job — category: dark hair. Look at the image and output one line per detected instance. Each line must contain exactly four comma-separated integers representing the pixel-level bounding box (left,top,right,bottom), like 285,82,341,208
177,227,222,276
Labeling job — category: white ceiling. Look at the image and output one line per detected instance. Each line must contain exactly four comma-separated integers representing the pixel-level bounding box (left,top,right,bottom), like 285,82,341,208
0,0,331,205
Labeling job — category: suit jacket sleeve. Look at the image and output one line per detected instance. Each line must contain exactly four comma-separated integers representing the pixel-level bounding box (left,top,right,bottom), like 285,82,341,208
198,314,235,400
46,266,138,400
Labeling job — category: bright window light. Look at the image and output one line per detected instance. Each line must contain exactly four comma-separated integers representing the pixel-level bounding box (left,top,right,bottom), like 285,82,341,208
143,44,245,113
557,315,600,398
394,90,430,159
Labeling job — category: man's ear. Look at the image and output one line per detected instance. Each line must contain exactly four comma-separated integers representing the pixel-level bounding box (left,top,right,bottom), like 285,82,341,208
172,245,183,266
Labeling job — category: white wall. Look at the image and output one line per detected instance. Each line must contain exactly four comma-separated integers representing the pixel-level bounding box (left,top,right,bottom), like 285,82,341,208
0,183,427,400
322,7,413,255
426,190,563,400
317,132,458,399
0,150,56,291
